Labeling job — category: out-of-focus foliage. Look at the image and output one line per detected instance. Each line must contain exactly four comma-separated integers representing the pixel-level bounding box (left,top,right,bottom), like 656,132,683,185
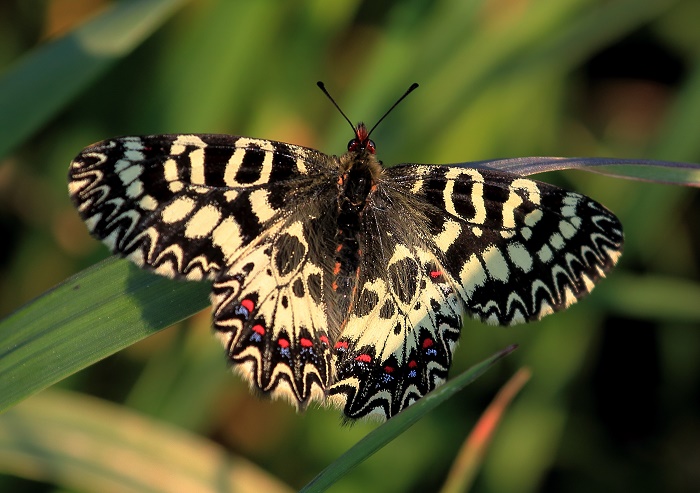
0,0,699,492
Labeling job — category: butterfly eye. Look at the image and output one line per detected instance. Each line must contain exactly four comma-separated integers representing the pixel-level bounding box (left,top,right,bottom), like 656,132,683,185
366,139,376,154
348,139,363,152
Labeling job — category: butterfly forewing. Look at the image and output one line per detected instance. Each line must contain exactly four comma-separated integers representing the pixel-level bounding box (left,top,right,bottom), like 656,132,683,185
69,127,624,421
68,134,333,280
390,165,623,324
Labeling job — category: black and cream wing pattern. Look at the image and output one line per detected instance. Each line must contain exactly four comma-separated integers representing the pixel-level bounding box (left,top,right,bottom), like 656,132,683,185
69,127,623,420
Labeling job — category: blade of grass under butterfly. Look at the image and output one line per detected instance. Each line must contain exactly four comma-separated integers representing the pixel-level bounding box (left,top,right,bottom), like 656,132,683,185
299,345,518,493
0,257,210,413
463,157,700,187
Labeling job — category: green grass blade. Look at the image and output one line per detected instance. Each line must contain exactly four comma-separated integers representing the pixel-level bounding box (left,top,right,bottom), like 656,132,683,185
0,0,189,159
0,257,209,413
299,345,517,493
587,164,700,187
0,389,293,493
466,157,700,187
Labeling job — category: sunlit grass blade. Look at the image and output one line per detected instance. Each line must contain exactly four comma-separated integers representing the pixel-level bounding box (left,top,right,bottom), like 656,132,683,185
440,367,531,493
0,0,189,159
299,345,518,493
585,163,700,187
0,389,293,493
0,257,209,413
463,157,700,186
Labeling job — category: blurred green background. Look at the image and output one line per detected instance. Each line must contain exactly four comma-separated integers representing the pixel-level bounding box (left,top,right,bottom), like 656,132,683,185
1,0,699,491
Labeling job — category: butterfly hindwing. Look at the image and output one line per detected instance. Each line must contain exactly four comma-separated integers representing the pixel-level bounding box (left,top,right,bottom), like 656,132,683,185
328,177,465,419
211,213,337,408
329,243,463,419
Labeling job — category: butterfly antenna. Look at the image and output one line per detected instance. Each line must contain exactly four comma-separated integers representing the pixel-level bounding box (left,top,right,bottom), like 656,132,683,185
317,81,356,134
367,82,419,138
317,81,420,138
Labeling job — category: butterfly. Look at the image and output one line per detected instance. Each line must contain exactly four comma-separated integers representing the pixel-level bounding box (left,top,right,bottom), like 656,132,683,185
68,83,623,420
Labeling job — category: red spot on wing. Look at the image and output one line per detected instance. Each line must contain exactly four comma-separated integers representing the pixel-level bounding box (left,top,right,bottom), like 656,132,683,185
252,324,265,335
355,354,372,363
429,270,442,279
319,335,329,345
241,299,255,313
300,337,313,348
384,366,394,373
422,338,434,349
334,341,349,350
408,360,418,368
278,338,290,349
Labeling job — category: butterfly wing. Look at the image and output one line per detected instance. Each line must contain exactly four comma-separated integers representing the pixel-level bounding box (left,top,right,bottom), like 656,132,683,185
211,208,339,407
69,133,624,420
328,239,464,419
411,165,623,324
329,164,623,419
69,134,340,407
68,134,331,280
327,169,465,419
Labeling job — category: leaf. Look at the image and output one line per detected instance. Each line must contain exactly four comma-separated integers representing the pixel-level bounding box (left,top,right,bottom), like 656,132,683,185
299,345,517,493
464,156,700,187
0,389,293,493
0,257,209,413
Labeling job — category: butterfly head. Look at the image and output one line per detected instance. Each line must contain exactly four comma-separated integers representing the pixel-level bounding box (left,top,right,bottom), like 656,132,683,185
347,123,376,154
317,81,418,158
